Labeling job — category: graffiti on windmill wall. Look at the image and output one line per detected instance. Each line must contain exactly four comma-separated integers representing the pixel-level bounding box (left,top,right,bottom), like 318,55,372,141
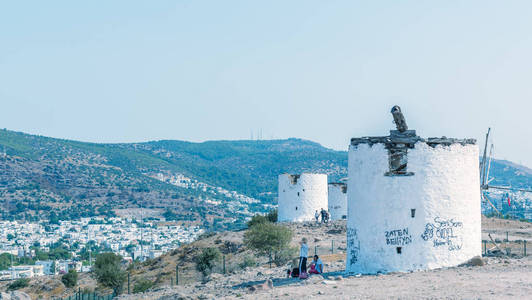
421,217,463,251
347,228,360,266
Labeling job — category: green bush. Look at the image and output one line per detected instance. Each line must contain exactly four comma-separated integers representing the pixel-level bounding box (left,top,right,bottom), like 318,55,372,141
246,214,268,228
238,255,257,269
7,278,30,291
93,253,127,295
266,209,277,223
61,269,78,288
247,209,278,228
133,278,154,294
272,246,298,266
195,247,221,277
244,222,293,266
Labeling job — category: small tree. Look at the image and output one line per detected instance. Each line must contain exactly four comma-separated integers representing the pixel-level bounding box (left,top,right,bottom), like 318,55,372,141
244,222,293,266
133,278,154,294
247,209,278,228
195,247,221,278
7,278,30,291
93,253,127,295
61,269,78,288
266,209,277,223
246,214,268,228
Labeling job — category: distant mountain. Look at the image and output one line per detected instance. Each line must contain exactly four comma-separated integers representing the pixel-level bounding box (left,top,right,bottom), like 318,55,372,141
0,130,346,230
487,159,532,188
0,129,530,229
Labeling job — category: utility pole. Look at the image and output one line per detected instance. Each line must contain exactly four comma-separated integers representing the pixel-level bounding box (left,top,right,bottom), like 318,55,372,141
140,204,144,262
88,229,92,268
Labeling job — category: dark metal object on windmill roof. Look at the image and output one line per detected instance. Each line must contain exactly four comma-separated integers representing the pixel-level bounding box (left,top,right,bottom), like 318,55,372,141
350,105,476,148
391,105,408,133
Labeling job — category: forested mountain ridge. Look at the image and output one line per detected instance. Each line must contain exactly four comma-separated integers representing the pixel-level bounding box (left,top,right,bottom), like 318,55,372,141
0,130,346,230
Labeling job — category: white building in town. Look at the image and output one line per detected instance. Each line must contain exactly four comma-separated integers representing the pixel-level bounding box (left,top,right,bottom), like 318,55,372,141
277,173,328,222
346,106,481,274
328,182,347,220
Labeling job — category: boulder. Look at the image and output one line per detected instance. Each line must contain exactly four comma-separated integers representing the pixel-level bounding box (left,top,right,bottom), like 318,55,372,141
469,256,485,266
248,279,274,292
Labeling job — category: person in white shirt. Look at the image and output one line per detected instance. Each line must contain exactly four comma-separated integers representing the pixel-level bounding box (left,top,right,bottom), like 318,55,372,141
299,237,308,276
309,255,324,274
314,210,320,223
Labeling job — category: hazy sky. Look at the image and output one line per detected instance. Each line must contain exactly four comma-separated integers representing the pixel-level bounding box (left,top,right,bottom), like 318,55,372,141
1,1,531,167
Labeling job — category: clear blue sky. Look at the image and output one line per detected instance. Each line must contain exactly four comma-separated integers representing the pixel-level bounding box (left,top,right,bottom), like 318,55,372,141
1,1,531,167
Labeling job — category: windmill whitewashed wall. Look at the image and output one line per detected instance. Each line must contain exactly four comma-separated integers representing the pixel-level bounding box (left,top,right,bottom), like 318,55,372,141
277,173,328,222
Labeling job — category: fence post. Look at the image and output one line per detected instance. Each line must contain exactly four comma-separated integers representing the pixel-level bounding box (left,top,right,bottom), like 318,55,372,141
331,240,334,254
483,240,486,255
506,231,509,243
525,240,527,256
314,246,317,256
127,272,130,294
171,276,174,286
176,265,179,285
223,255,226,274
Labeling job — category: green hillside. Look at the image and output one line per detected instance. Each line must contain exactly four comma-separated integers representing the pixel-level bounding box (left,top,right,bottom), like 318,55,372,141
0,130,347,230
0,129,530,230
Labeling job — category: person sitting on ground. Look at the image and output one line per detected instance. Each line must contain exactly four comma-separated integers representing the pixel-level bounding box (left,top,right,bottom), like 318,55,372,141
309,255,324,274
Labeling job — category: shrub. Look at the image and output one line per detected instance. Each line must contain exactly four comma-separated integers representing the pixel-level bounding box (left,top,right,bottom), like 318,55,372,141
221,241,240,254
247,209,278,228
246,214,268,228
266,209,277,223
61,269,78,288
93,253,127,295
133,278,154,294
272,246,298,266
238,255,257,269
7,278,30,291
195,247,221,277
244,222,293,266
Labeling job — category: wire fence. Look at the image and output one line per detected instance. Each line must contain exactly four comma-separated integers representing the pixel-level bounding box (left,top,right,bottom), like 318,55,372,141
139,235,531,290
55,235,529,297
52,290,114,300
482,232,528,256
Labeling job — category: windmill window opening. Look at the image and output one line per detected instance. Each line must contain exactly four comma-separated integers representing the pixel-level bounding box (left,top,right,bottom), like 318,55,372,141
385,146,414,176
396,247,402,254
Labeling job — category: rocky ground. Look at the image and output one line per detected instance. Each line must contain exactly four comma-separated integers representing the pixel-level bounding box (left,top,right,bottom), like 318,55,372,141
118,256,532,300
118,217,532,300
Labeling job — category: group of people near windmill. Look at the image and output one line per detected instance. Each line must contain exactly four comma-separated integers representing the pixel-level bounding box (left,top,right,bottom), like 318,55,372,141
287,237,324,279
315,208,330,224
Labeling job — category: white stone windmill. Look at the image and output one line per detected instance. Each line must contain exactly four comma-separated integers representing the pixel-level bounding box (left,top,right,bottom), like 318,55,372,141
479,128,532,215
